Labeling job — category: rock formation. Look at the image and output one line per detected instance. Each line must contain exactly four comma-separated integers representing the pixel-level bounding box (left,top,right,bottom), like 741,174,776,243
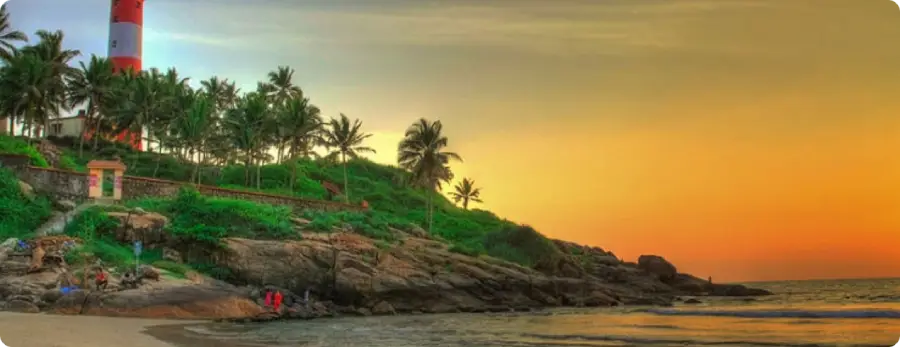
0,210,772,320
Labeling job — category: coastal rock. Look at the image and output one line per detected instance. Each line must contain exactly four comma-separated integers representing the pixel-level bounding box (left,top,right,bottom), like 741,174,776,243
637,255,677,282
215,234,624,315
105,211,170,248
52,279,266,319
5,299,39,313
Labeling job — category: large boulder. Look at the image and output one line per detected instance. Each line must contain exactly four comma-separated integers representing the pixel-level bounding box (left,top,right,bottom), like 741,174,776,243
105,211,170,248
637,255,677,282
52,281,266,319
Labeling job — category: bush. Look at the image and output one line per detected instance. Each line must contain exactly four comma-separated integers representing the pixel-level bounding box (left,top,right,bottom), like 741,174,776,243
62,207,154,269
483,225,563,268
0,168,52,240
0,135,49,167
131,187,297,246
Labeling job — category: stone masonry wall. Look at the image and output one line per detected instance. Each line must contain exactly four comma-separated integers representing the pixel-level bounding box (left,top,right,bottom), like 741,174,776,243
23,167,89,203
121,175,362,212
13,166,361,212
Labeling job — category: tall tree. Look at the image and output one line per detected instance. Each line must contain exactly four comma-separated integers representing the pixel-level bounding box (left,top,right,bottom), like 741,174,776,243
65,55,114,157
107,70,168,167
322,113,375,203
174,94,214,183
0,52,55,138
223,93,269,188
0,5,27,62
267,66,302,106
280,96,322,191
450,178,482,210
398,119,461,232
20,30,80,137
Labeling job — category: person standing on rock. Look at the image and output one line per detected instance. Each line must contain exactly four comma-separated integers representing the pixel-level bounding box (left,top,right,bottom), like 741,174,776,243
265,290,273,307
274,291,283,312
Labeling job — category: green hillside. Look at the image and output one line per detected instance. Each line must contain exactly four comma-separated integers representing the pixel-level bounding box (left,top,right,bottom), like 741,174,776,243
0,134,563,271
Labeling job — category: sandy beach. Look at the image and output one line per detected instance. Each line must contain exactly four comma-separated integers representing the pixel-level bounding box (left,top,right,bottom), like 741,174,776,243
0,312,207,347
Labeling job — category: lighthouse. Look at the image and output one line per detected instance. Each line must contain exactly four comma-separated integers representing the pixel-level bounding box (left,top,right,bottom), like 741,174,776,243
107,0,144,150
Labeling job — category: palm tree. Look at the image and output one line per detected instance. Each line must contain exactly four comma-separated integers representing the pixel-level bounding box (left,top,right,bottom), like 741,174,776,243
267,66,302,106
66,55,114,157
450,178,482,210
20,30,80,137
280,96,322,191
0,5,27,62
223,93,269,188
398,118,462,232
0,52,55,138
322,114,375,203
107,70,168,167
173,94,214,183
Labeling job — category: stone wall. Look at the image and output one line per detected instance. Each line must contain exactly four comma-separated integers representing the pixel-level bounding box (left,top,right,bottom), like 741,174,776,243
11,166,362,212
121,175,362,212
24,167,89,203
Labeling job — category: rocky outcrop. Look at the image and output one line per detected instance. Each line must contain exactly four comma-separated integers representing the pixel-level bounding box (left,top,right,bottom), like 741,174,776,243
105,211,170,248
51,280,265,319
0,211,771,320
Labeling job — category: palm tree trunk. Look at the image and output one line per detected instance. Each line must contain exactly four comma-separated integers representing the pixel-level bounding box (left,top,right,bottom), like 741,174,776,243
92,118,102,150
256,159,261,189
77,115,89,158
341,152,349,203
243,155,250,186
427,191,434,232
192,149,201,185
288,149,296,193
463,198,469,210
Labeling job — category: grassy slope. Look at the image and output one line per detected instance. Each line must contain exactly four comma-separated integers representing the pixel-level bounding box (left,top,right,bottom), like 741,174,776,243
0,135,565,275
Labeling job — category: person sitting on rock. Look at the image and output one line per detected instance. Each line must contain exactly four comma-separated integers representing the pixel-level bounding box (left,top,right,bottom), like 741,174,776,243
95,268,108,291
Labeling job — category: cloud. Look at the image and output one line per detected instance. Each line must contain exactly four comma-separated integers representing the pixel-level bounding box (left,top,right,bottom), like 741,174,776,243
143,0,782,57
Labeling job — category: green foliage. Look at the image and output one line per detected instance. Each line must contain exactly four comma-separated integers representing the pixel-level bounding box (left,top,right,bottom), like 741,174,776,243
0,168,52,240
62,207,168,270
130,187,297,246
483,225,563,268
300,209,406,241
0,135,49,167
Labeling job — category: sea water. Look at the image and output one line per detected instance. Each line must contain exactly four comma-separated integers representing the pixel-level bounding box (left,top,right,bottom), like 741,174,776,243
187,278,900,346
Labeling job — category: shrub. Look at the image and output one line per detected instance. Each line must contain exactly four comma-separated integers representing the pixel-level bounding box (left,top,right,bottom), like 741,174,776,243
63,207,154,269
483,225,563,268
134,187,297,246
0,168,52,240
0,135,49,167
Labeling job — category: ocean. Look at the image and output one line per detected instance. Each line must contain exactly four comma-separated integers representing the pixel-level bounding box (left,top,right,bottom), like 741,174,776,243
180,278,900,347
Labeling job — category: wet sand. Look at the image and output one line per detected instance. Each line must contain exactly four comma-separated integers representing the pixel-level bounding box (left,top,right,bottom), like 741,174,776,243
0,312,241,347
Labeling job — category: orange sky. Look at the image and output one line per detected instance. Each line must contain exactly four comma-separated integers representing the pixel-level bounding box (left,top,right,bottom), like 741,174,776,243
13,0,900,281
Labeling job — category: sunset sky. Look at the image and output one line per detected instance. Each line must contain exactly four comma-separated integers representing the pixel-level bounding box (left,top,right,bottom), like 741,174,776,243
9,0,900,282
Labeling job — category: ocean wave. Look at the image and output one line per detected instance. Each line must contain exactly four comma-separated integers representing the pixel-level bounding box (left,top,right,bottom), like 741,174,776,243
644,308,900,319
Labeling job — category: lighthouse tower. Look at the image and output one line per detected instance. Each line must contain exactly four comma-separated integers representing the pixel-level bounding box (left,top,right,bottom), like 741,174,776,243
107,0,144,150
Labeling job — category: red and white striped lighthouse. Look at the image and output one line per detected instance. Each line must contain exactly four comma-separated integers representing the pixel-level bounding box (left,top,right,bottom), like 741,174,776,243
109,0,143,73
107,0,144,150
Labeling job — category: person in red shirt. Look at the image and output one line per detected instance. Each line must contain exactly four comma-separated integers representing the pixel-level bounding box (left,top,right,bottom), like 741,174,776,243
273,291,283,312
95,269,108,291
265,290,273,307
